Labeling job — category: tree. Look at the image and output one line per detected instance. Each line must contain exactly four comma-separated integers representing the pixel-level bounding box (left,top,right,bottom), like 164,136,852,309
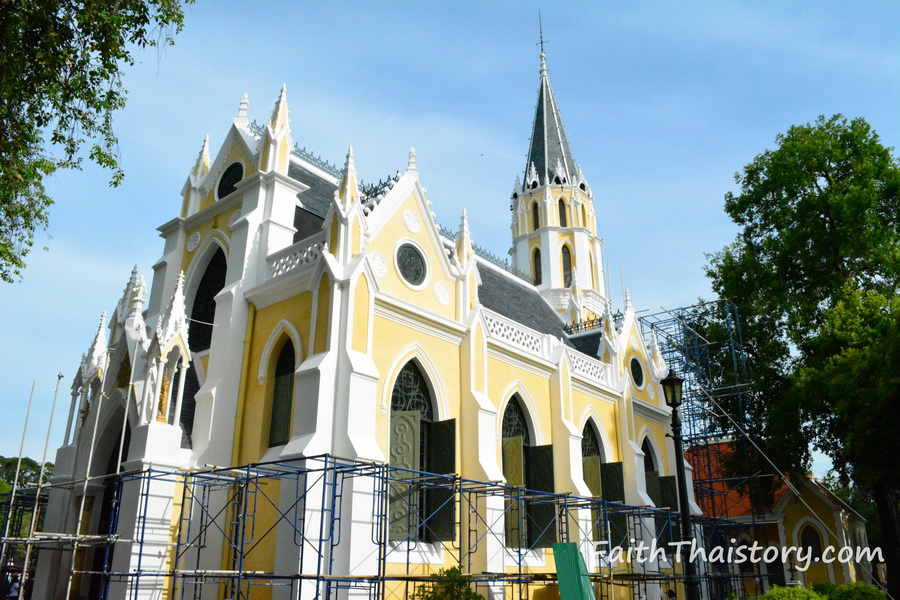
706,115,900,598
0,0,192,282
0,456,54,493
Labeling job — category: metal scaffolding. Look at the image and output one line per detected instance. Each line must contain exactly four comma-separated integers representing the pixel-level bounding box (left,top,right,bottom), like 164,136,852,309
6,452,773,600
641,299,771,599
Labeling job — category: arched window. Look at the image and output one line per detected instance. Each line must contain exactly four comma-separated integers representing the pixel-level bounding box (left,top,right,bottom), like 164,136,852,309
800,524,823,559
531,202,540,231
641,438,657,473
502,396,555,549
189,248,227,352
179,247,227,449
581,422,603,497
558,200,567,227
388,362,455,542
561,246,572,287
268,341,294,447
533,249,542,286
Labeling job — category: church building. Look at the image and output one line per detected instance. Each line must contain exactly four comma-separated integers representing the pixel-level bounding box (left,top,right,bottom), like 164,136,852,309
35,50,701,600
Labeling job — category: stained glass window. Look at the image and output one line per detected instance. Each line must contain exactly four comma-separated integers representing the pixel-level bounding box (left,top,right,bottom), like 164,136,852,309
581,423,601,458
558,200,567,227
391,362,433,421
502,397,529,441
189,248,227,353
397,244,426,286
533,249,542,286
630,357,644,387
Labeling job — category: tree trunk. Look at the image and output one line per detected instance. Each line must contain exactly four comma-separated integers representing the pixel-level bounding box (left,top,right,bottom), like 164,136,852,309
873,485,900,600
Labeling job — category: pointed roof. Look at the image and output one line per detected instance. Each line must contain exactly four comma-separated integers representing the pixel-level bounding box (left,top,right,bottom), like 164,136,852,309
525,51,577,186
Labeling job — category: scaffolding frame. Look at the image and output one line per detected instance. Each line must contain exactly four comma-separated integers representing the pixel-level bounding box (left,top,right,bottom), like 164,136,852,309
641,300,772,599
15,452,770,600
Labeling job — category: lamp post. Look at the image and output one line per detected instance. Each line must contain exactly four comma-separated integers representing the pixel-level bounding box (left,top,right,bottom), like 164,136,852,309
661,368,702,600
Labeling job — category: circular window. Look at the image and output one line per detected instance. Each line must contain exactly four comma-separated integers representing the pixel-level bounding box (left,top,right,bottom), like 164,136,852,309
397,244,427,286
630,357,644,388
217,162,244,199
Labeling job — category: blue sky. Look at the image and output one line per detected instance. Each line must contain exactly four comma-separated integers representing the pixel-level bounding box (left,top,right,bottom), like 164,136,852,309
2,2,899,474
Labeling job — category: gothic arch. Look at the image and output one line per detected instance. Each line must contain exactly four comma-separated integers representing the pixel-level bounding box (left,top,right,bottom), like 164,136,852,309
532,247,543,286
560,244,573,287
638,428,661,473
497,384,542,445
382,347,448,421
184,232,230,308
578,413,609,463
557,197,568,227
257,320,303,385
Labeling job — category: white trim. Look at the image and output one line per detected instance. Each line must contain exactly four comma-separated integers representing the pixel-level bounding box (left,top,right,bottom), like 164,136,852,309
638,426,662,473
577,411,612,463
381,348,449,421
497,384,543,445
792,516,836,583
257,320,303,385
184,234,230,313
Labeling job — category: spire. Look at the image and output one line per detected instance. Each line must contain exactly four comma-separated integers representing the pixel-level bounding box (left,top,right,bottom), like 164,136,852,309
525,48,577,186
191,135,210,180
407,147,418,173
81,313,108,382
455,208,473,264
336,145,360,207
270,84,289,131
156,271,189,352
235,93,250,126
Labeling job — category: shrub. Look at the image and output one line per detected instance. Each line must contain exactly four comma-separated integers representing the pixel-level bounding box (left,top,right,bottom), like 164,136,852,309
410,567,484,600
758,585,825,600
812,582,837,598
830,582,887,600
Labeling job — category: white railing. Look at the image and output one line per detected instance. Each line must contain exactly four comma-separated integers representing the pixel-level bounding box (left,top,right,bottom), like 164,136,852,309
483,311,548,356
567,347,613,386
267,233,326,279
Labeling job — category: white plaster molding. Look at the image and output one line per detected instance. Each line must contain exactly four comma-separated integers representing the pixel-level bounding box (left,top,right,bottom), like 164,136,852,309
433,281,450,305
257,320,303,385
368,252,387,278
186,231,201,252
402,210,421,233
496,383,543,445
380,346,449,420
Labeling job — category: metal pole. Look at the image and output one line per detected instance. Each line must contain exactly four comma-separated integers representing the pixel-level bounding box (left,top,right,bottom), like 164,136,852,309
1,382,36,579
671,405,702,600
21,373,64,591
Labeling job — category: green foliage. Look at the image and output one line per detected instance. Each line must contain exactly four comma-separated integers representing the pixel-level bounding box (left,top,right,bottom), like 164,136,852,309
0,0,192,282
706,114,900,598
410,567,484,600
820,473,882,551
830,583,887,600
757,585,824,600
811,582,837,598
0,456,54,489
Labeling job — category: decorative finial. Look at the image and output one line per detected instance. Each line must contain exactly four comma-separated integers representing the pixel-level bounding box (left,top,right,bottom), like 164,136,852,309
407,147,417,172
625,288,633,312
235,93,249,126
538,9,548,72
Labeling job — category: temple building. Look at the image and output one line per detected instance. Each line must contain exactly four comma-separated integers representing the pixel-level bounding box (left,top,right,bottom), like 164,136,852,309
37,51,706,600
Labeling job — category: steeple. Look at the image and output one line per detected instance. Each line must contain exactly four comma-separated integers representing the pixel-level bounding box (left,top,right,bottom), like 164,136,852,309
525,50,577,186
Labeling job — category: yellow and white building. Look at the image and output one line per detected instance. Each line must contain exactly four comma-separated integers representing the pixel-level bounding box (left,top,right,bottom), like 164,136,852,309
36,52,701,600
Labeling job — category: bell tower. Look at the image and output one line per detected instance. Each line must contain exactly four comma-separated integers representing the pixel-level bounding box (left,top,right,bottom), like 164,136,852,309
509,49,607,317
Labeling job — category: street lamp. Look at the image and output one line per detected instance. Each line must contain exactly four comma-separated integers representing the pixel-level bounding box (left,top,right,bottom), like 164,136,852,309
661,369,702,600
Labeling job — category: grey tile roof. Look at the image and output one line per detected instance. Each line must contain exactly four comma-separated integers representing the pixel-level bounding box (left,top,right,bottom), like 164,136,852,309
288,161,337,219
569,331,604,358
476,264,575,348
526,57,577,185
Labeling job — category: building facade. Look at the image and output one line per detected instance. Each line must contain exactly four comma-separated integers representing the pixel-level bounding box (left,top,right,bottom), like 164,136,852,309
36,52,702,600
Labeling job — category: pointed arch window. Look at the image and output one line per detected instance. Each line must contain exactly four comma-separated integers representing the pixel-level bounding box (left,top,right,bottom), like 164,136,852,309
189,248,227,352
800,524,823,559
502,396,555,549
388,361,455,543
558,200,567,227
561,246,572,287
178,247,227,450
533,249,542,286
268,341,295,447
531,202,540,231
